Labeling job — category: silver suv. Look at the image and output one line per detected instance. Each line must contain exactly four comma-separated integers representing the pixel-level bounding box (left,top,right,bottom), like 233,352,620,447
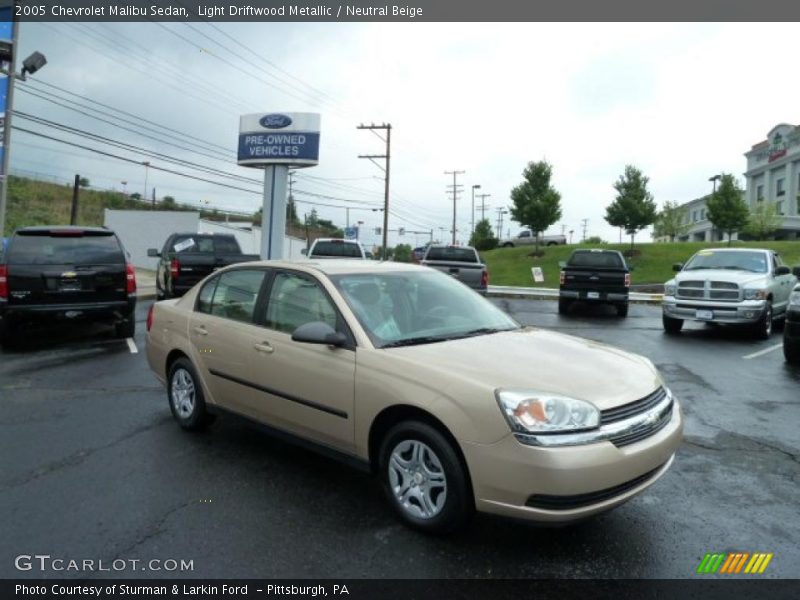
662,248,799,339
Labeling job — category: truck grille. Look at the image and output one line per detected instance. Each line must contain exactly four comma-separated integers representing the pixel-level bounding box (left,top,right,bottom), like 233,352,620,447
677,280,741,302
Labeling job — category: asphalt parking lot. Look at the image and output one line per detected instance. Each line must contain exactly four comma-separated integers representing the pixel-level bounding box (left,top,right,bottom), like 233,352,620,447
1,298,798,579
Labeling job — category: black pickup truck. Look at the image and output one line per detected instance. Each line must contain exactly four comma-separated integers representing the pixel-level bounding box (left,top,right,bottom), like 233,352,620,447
148,233,260,299
0,226,137,345
558,249,631,317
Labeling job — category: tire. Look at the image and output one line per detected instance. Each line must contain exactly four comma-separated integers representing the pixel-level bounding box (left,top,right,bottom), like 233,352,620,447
752,301,773,341
379,421,472,534
784,335,800,365
663,315,683,334
0,318,10,348
616,303,629,318
546,241,557,247
115,316,135,339
502,242,514,248
156,288,165,301
167,357,214,431
558,298,572,315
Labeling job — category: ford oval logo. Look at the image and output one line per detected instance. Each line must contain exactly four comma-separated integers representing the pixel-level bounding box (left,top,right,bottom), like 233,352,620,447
259,114,292,129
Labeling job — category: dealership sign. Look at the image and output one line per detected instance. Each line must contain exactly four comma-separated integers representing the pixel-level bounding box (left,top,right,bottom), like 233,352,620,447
237,112,320,167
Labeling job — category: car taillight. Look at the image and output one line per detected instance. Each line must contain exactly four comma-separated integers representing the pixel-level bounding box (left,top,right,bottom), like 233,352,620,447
560,270,565,285
624,273,631,287
170,258,180,279
146,304,154,332
481,270,489,288
125,263,137,294
0,265,7,299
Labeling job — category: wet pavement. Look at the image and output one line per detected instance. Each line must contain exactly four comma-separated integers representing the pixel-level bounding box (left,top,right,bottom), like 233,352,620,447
1,299,798,579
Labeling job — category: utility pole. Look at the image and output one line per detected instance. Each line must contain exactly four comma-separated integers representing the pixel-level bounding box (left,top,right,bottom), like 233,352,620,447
151,187,156,208
142,161,150,201
445,170,465,245
470,184,481,237
476,193,491,222
581,218,589,242
496,208,508,239
358,123,391,259
70,174,80,225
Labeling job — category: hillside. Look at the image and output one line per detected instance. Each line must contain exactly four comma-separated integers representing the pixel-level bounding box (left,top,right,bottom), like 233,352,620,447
484,241,800,288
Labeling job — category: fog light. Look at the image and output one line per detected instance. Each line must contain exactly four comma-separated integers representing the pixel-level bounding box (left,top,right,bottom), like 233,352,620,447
745,311,754,318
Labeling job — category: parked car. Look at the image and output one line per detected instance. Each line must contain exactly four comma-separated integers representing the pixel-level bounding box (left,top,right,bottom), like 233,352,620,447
662,248,799,339
305,238,366,260
559,249,631,317
146,260,682,533
411,246,427,263
0,226,137,345
501,231,566,248
784,283,800,364
148,233,260,300
421,245,488,291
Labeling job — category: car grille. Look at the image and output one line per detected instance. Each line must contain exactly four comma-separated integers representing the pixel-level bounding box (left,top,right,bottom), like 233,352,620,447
599,387,674,447
525,462,667,510
677,280,741,302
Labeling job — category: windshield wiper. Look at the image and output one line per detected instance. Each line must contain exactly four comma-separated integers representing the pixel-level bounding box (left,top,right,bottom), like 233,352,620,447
449,327,514,340
381,336,450,348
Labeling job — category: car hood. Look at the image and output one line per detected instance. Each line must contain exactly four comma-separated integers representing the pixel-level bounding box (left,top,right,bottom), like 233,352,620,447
674,269,765,286
385,327,662,410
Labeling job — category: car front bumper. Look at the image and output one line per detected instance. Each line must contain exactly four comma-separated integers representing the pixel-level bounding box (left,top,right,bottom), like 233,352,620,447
0,298,136,323
662,297,767,324
460,399,682,523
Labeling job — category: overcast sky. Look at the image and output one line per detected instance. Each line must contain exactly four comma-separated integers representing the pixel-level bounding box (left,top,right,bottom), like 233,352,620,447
12,22,799,248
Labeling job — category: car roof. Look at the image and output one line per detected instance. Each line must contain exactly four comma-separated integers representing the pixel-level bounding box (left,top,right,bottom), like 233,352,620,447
698,248,770,253
16,225,110,234
312,238,361,244
239,259,427,276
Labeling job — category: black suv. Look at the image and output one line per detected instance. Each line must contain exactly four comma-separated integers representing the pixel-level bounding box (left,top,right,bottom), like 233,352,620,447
0,226,137,346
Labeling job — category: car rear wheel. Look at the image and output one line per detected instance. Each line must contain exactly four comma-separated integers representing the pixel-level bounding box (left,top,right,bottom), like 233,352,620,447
752,302,773,340
0,318,11,347
379,421,472,534
115,317,135,339
663,315,683,334
558,298,572,315
616,303,629,318
502,242,514,248
784,334,800,364
168,358,214,431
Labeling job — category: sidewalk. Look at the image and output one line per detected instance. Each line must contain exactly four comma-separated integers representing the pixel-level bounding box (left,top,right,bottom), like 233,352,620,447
135,268,157,301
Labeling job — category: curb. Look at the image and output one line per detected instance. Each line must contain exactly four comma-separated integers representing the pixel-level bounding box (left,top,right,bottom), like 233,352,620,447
486,286,663,305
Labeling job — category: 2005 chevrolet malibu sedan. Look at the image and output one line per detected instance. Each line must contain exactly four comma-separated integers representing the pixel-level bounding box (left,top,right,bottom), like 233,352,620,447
146,260,682,533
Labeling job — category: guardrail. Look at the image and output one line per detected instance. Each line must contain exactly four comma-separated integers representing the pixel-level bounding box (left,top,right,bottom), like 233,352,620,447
487,285,664,304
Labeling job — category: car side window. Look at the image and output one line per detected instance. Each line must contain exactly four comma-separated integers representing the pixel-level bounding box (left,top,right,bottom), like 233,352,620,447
208,269,265,323
519,231,530,238
772,254,779,272
264,272,338,334
196,277,218,314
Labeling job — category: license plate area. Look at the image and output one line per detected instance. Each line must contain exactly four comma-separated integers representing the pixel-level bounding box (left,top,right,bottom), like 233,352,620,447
587,291,600,299
695,309,714,320
59,279,83,292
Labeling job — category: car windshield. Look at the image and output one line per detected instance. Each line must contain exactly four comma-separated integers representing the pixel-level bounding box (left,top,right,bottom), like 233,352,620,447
311,241,362,257
425,247,478,263
683,250,768,273
330,270,519,348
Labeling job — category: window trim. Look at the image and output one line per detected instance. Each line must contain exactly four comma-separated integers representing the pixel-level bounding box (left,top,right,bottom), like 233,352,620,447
260,268,357,350
194,266,272,325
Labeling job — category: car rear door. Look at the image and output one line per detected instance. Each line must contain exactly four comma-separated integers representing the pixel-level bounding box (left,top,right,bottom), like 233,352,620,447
5,230,127,307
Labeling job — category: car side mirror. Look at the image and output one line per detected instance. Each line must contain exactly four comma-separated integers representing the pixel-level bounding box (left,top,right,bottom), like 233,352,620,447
147,248,160,257
291,321,347,347
672,263,683,272
793,266,800,278
774,265,791,276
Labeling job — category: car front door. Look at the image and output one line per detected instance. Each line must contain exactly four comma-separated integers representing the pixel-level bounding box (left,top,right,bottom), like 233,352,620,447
773,253,794,313
246,270,356,453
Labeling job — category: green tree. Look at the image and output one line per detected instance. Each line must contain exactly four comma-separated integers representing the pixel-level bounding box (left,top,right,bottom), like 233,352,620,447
605,165,658,252
705,174,749,246
129,192,142,201
162,195,176,208
509,160,562,253
78,177,90,188
652,200,690,242
469,218,498,251
286,198,300,226
584,236,606,245
743,201,782,241
393,243,413,263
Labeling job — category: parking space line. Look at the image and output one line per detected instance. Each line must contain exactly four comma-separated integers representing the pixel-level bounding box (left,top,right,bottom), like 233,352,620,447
126,338,138,354
742,343,782,360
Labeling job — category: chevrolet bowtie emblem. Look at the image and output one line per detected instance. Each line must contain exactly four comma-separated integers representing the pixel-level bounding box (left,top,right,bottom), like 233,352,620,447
61,271,77,278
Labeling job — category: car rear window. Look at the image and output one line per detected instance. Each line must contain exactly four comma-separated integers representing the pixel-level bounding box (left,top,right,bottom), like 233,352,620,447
425,247,478,263
568,251,624,268
7,232,125,265
171,235,240,254
311,241,362,257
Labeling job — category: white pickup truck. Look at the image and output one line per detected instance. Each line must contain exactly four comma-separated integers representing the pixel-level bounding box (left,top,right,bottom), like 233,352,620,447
662,248,799,339
500,231,567,248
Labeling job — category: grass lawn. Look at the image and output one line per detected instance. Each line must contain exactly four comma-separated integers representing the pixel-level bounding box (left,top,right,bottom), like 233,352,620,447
483,240,800,288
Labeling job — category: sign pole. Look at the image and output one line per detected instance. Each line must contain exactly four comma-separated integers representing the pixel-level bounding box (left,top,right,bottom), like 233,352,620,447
260,165,289,260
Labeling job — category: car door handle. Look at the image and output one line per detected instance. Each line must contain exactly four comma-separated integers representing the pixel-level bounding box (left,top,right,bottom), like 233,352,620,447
193,326,208,336
254,342,274,354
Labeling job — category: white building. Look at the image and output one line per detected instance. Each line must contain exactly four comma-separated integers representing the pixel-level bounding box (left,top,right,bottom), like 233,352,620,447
744,123,800,239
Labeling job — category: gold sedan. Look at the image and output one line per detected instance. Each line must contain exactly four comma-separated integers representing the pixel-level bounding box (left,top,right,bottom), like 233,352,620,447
146,260,682,533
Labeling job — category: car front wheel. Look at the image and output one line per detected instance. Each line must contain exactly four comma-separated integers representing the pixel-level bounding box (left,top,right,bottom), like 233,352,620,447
663,314,683,334
379,421,472,534
753,302,773,340
168,358,214,430
784,333,800,364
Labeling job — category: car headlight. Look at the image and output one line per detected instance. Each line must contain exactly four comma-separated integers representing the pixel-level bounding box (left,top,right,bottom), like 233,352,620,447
664,283,677,296
495,389,600,434
743,289,767,300
790,290,800,307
